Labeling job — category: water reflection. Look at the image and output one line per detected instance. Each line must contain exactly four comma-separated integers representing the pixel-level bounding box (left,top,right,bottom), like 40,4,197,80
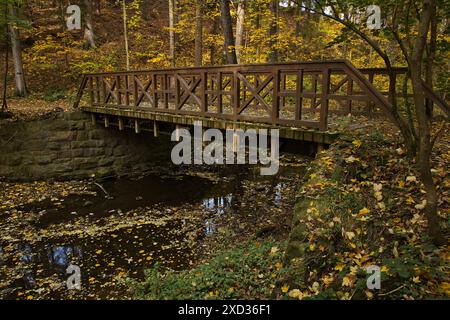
274,182,286,208
202,193,233,215
205,220,216,236
14,242,84,290
47,245,83,267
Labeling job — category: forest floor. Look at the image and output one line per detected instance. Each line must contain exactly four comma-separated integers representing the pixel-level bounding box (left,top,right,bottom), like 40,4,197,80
0,97,72,122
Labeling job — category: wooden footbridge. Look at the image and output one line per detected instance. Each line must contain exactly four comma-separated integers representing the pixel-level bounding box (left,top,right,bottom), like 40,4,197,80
73,60,448,144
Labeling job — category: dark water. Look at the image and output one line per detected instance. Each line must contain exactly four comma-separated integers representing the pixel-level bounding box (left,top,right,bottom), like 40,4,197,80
0,163,307,299
23,174,212,228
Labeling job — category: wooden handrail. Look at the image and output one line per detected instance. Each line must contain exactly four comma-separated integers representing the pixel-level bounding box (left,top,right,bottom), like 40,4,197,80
73,60,448,130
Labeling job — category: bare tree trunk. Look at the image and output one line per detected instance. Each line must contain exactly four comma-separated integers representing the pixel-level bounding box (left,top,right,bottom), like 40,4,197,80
268,0,279,63
94,0,101,15
220,0,237,64
194,0,203,66
410,0,445,245
255,11,260,57
83,0,96,49
8,6,27,97
425,3,437,116
141,0,151,20
168,0,176,67
122,0,130,70
210,16,219,65
295,1,301,37
2,2,9,111
235,0,246,64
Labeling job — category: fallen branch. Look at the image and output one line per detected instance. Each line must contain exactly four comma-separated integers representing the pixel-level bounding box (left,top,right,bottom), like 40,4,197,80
378,284,406,297
93,181,110,198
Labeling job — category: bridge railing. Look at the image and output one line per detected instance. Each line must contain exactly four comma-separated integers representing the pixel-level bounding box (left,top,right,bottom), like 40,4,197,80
73,60,447,131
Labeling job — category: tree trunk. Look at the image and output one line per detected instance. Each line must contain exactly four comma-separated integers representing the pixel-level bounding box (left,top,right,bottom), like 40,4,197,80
194,0,203,66
235,0,246,64
425,3,437,117
268,0,279,63
220,0,237,64
141,0,151,20
295,1,301,37
168,0,176,67
410,0,445,245
83,0,96,49
122,0,130,70
8,6,27,97
210,16,219,65
255,11,260,58
2,2,9,111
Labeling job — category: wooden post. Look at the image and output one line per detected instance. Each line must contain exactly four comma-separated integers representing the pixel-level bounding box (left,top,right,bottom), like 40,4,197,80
295,69,303,121
175,74,180,109
135,119,140,134
104,116,109,128
233,71,240,121
200,71,207,113
124,75,130,107
153,121,159,137
116,75,122,106
319,69,330,131
346,78,353,115
118,117,124,131
175,124,182,141
232,123,239,153
91,113,96,125
88,76,94,107
272,69,280,123
133,75,138,109
217,72,223,113
152,73,158,108
367,73,374,118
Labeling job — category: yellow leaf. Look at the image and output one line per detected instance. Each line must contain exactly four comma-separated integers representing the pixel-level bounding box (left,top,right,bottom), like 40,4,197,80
352,140,362,148
335,264,345,271
281,284,290,293
95,249,102,254
365,290,374,299
345,231,355,240
288,289,302,299
359,207,370,215
342,275,355,287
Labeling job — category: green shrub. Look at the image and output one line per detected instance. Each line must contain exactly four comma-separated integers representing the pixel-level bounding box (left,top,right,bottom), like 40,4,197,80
43,85,66,102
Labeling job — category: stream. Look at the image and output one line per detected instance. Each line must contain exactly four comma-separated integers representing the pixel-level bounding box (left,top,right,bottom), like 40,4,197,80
0,155,310,299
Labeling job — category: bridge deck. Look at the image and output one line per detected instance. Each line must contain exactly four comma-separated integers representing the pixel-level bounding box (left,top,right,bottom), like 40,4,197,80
83,105,339,143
